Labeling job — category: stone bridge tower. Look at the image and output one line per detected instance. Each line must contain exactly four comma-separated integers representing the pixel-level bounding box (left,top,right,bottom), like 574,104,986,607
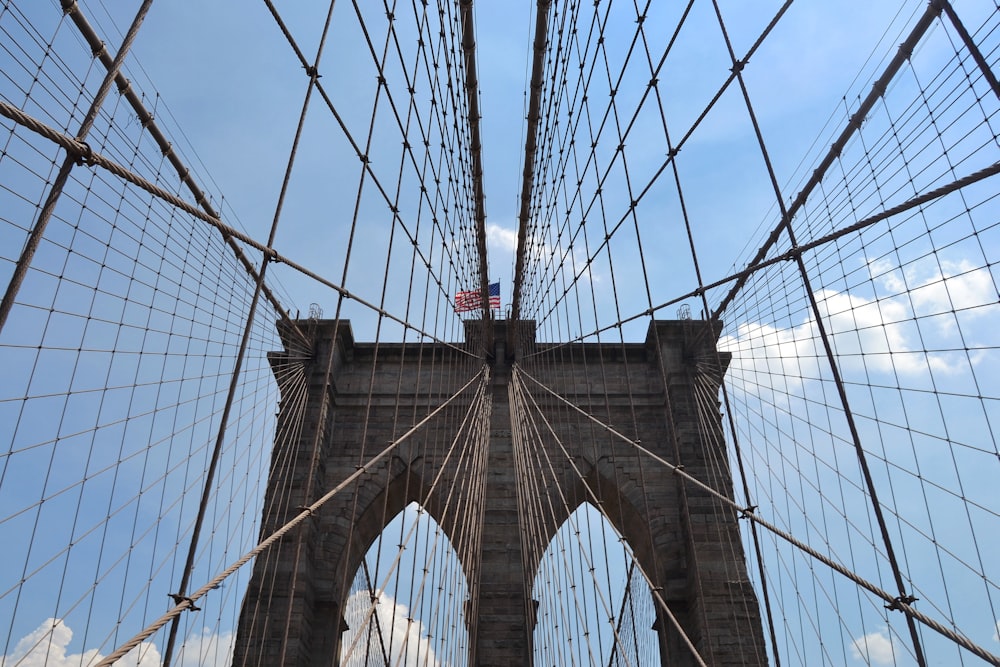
233,319,766,666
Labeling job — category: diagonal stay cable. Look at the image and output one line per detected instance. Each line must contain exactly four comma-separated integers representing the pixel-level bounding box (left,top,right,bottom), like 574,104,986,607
90,366,486,667
261,0,479,323
712,1,943,320
0,0,154,335
516,365,1000,667
0,99,477,358
160,0,346,662
514,367,708,667
518,157,1000,360
342,368,490,665
60,0,306,346
509,370,649,667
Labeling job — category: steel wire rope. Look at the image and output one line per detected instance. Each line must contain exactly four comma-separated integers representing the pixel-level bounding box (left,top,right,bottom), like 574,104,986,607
158,0,343,657
584,1,764,660
729,2,921,270
516,14,648,648
713,0,977,661
713,1,945,318
509,365,585,665
270,0,486,332
0,0,153,337
340,370,490,664
512,153,1000,358
371,2,467,648
0,100,485,357
334,0,421,655
624,0,786,656
397,388,489,666
366,3,450,652
323,1,486,659
845,89,964,663
68,2,306,344
237,352,313,667
510,368,645,667
513,365,712,666
529,1,796,330
0,147,277,667
220,363,308,664
904,52,1000,622
576,7,685,661
517,7,647,661
510,367,593,667
263,0,412,659
92,366,485,667
518,363,1000,664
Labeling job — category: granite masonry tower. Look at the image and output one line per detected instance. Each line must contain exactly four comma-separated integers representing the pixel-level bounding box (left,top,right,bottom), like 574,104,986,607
233,318,766,666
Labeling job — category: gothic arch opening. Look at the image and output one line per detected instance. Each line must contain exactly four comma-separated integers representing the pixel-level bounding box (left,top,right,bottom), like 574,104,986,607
339,502,470,666
531,502,659,665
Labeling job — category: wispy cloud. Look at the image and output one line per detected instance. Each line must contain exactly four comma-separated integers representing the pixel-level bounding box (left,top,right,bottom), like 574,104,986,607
340,590,440,667
1,618,160,667
850,628,898,665
721,257,996,395
0,619,234,667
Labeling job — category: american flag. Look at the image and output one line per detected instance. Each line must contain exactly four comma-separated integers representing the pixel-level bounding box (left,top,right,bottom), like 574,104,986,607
455,282,501,312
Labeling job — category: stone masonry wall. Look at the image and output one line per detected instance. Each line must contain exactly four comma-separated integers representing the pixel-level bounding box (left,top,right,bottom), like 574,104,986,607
232,319,767,666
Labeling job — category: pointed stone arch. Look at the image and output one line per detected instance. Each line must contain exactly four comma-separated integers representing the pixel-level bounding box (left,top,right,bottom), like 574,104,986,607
234,319,768,666
531,500,653,664
339,501,471,666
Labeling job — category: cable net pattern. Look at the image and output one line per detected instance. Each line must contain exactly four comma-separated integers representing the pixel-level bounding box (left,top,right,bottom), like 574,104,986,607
0,0,998,666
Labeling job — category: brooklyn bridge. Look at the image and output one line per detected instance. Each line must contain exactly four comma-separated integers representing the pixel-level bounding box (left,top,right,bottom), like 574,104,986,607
1,0,998,665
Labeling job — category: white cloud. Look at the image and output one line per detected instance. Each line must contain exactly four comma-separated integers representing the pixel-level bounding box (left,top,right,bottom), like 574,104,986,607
721,258,997,394
486,222,517,254
1,618,160,667
850,628,898,665
870,257,997,325
340,590,439,667
172,628,234,667
0,619,235,667
485,221,602,287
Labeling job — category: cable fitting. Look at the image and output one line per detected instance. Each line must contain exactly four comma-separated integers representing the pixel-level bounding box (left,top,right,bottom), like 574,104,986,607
303,65,321,79
739,505,757,519
74,141,94,166
885,594,918,611
169,594,201,611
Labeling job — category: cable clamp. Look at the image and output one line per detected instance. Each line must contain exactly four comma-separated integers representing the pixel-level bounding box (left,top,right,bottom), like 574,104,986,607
75,141,94,166
885,594,918,611
169,594,201,611
295,505,314,516
303,65,321,79
739,505,757,519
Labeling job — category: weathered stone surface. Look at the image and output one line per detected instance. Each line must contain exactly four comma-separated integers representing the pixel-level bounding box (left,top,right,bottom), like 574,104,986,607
233,319,766,666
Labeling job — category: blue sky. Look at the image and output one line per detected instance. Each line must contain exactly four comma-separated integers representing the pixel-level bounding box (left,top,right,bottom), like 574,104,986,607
1,0,999,665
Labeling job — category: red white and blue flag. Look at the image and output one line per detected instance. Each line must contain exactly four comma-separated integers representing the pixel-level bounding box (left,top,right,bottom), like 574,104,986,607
455,282,500,312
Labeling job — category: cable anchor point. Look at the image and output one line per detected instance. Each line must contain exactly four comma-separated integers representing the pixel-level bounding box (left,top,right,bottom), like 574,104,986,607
74,141,94,166
885,594,918,611
169,594,201,612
